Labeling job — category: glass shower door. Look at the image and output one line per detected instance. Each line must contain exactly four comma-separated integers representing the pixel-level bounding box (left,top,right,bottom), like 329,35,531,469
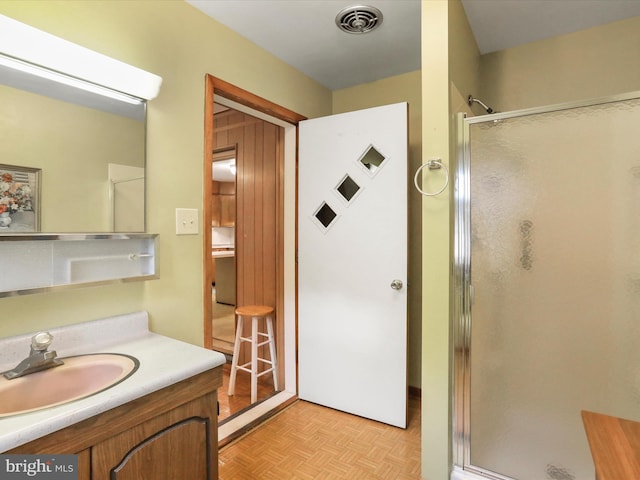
454,93,640,480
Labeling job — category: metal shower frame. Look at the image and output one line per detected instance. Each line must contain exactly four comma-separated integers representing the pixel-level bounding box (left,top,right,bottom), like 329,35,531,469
451,89,640,480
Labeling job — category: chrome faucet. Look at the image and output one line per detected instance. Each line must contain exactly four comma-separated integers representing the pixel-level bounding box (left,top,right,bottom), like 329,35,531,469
3,331,64,380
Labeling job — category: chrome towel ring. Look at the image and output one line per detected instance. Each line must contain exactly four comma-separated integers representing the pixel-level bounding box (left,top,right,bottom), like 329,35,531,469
413,159,449,196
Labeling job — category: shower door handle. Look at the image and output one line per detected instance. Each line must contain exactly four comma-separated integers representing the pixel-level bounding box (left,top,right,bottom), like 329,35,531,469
390,279,403,290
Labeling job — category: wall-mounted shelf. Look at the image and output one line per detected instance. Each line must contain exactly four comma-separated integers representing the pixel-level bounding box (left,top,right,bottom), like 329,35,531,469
0,233,158,297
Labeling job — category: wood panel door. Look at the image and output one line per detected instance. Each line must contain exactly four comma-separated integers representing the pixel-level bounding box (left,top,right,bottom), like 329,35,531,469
91,394,217,480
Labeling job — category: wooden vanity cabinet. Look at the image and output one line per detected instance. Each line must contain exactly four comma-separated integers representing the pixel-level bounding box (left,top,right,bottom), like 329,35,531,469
7,367,222,480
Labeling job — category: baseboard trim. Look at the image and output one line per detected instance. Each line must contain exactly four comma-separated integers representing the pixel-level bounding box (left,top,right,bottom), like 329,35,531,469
218,391,298,448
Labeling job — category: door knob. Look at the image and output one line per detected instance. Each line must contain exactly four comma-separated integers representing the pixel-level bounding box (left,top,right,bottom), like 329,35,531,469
390,279,403,290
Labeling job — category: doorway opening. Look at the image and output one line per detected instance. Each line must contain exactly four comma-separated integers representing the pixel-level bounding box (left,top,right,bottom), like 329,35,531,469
202,75,305,444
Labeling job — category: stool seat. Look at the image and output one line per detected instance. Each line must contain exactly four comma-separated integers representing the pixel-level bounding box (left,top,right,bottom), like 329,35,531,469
235,305,273,317
228,304,278,403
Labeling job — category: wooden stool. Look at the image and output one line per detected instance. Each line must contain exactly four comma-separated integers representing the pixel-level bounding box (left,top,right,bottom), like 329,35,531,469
228,305,278,403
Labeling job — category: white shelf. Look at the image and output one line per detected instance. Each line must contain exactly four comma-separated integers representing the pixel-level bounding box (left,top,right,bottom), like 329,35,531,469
0,233,158,297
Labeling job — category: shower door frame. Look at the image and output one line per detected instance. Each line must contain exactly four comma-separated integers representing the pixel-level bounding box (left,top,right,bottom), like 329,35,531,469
451,90,640,480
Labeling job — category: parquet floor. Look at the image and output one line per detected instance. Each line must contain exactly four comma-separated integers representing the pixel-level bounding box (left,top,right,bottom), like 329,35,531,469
218,362,277,420
219,395,421,479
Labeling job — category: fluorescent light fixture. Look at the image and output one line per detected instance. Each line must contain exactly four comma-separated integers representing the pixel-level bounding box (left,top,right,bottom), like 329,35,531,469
0,14,162,101
0,54,143,105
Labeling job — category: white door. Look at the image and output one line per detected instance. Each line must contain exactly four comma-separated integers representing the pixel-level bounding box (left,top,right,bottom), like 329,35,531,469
298,102,408,428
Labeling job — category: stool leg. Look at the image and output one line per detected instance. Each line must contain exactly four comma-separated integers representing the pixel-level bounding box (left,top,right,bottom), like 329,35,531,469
266,315,279,391
251,315,258,403
227,315,243,396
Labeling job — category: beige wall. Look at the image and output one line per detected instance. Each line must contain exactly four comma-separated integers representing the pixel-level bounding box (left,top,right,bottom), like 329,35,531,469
480,15,640,113
0,1,331,342
421,1,453,478
420,0,480,477
332,70,422,389
448,0,481,117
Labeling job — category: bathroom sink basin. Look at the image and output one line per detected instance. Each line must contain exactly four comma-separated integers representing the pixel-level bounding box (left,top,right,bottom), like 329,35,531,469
0,353,139,417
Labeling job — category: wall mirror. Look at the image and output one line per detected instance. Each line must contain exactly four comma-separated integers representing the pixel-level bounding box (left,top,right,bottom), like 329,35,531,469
0,60,146,233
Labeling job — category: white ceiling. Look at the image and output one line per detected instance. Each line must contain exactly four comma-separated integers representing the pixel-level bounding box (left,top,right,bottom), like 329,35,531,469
186,0,640,91
462,0,640,54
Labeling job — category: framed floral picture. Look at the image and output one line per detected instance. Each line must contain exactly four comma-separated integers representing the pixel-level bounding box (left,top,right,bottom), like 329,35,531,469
0,164,41,232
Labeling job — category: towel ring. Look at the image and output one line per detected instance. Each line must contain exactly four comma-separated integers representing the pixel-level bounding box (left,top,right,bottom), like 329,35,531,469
414,159,449,197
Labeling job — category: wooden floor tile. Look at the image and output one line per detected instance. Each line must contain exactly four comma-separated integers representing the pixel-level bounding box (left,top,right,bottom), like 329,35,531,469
218,363,277,421
219,396,421,479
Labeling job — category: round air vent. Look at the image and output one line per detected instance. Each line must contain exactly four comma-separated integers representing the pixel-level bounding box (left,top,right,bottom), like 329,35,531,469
335,5,383,34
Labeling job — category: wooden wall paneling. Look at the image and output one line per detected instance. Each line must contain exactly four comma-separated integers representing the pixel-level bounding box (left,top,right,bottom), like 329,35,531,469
239,115,257,366
253,120,265,305
245,130,255,358
262,122,278,307
253,120,267,367
241,115,252,304
233,118,242,307
227,113,281,373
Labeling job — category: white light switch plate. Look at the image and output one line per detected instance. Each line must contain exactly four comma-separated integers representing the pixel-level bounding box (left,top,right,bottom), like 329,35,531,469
175,208,199,235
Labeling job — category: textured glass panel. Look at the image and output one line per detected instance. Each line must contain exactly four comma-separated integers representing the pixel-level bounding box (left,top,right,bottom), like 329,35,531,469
468,97,640,480
314,202,337,228
359,145,385,172
336,175,360,202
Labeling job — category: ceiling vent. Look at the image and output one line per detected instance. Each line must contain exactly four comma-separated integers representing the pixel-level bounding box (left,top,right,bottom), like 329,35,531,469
335,5,383,34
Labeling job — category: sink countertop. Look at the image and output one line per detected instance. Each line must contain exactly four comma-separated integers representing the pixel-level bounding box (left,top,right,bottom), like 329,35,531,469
212,249,235,258
0,311,226,452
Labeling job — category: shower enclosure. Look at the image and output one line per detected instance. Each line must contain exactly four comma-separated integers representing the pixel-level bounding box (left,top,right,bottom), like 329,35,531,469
453,91,640,480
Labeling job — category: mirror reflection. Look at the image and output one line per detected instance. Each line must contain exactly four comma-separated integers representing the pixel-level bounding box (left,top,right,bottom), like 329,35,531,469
0,73,146,233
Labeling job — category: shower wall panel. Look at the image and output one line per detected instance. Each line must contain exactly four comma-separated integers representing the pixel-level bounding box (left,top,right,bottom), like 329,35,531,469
463,96,640,480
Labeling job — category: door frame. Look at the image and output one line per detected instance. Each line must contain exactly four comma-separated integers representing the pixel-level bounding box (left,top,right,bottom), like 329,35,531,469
203,75,306,443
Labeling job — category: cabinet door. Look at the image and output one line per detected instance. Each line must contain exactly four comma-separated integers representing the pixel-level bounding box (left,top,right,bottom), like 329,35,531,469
109,419,208,480
211,194,222,227
78,449,91,480
91,394,217,480
220,195,235,227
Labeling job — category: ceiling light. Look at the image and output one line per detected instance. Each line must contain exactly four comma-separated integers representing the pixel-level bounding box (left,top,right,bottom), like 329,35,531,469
0,14,162,101
335,5,383,34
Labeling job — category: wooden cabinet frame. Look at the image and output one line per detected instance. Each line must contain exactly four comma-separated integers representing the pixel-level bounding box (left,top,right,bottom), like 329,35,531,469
8,367,223,480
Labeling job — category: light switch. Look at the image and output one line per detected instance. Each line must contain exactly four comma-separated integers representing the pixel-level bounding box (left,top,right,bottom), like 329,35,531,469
175,208,199,235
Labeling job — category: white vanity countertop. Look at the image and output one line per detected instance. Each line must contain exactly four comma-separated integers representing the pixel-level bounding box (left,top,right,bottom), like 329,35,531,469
211,249,235,258
0,311,226,452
